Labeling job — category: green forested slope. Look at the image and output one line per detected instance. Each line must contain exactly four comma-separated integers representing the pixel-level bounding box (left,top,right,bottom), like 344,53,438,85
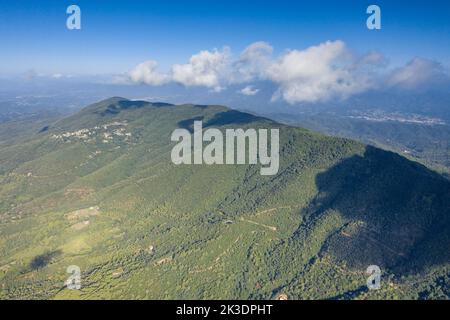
0,98,448,300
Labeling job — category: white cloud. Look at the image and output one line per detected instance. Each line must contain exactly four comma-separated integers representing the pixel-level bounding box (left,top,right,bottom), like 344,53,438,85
239,85,259,96
171,48,231,91
266,41,374,103
128,60,170,86
388,58,448,88
125,41,396,104
231,41,273,82
350,51,388,69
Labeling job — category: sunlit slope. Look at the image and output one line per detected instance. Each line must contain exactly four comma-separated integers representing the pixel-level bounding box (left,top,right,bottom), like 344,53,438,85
0,98,448,299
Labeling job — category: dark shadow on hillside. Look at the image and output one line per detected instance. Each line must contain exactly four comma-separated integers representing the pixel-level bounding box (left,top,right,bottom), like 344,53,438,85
148,102,175,108
117,100,149,109
29,250,62,270
203,110,268,127
177,116,204,133
98,100,174,116
176,110,272,133
38,126,49,133
307,146,450,274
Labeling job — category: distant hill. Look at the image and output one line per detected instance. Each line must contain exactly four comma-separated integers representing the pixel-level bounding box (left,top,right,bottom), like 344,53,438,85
0,97,448,300
271,111,450,178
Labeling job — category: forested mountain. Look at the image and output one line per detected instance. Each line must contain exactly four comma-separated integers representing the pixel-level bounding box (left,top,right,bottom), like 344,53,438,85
0,98,448,299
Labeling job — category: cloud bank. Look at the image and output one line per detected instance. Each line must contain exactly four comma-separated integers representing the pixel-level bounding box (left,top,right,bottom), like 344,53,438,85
388,57,449,89
124,41,449,104
172,48,230,91
266,40,374,103
128,60,170,86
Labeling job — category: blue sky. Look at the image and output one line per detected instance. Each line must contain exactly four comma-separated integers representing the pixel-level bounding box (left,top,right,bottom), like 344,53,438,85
1,0,449,75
